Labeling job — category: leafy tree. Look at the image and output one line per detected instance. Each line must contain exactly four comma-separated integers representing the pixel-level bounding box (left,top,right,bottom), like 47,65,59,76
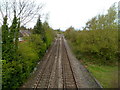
42,21,54,47
33,15,46,42
65,4,118,65
84,4,117,31
2,9,20,62
9,11,19,61
2,15,9,61
105,4,117,30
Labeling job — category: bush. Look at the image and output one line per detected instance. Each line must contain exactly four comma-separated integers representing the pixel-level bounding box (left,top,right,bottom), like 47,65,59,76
29,34,47,58
2,40,39,88
2,33,55,88
2,16,55,88
65,29,118,65
42,22,55,48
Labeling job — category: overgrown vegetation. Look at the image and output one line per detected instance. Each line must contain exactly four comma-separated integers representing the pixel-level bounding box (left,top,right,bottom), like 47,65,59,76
65,4,118,87
65,29,118,65
2,14,55,88
1,0,55,88
65,4,118,65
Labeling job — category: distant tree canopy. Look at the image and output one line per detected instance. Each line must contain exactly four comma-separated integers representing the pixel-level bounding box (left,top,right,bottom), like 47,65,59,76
20,26,27,30
83,4,117,30
33,15,46,42
66,26,75,32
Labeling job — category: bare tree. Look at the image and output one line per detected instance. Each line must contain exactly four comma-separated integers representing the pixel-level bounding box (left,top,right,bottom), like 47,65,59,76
0,0,44,26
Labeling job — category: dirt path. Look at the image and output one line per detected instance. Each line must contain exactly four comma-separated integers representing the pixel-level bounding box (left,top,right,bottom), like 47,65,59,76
21,34,102,88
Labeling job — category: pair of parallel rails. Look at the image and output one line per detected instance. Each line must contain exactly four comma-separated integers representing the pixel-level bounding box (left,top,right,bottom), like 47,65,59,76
33,36,78,89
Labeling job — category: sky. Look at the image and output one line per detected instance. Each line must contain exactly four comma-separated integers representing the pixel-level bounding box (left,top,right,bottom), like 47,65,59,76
23,0,120,30
0,0,119,30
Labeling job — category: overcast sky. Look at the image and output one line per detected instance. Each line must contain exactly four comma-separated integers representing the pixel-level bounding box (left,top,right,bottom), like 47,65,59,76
29,0,119,30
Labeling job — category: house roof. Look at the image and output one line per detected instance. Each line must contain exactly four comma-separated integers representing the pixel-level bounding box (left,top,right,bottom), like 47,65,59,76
19,30,31,37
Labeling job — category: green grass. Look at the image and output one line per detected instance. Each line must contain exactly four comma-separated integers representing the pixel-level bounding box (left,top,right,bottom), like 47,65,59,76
85,63,118,88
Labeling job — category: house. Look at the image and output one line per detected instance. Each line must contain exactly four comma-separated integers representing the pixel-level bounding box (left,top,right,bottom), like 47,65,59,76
19,30,31,42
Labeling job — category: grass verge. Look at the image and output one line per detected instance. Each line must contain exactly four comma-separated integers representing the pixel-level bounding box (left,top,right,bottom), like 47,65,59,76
81,61,118,88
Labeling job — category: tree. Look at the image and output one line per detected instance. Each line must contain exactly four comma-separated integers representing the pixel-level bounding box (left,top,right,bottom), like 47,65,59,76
2,15,9,61
33,15,43,34
0,0,43,26
105,4,117,30
2,9,20,62
42,21,54,47
84,3,117,31
33,15,46,42
1,0,43,61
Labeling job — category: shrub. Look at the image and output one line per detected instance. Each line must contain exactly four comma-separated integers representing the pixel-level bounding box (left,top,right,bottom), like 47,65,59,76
2,40,39,88
65,29,118,65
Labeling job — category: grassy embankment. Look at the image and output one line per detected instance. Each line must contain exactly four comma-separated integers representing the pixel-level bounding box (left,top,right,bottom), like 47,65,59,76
87,63,118,88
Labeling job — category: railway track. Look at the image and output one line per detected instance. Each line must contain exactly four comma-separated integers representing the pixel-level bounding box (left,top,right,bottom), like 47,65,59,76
33,35,78,89
61,36,77,88
33,38,59,89
22,34,102,88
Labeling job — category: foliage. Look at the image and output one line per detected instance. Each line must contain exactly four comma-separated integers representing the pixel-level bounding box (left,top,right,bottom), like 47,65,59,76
2,14,21,88
33,16,46,42
29,34,47,58
2,14,55,88
42,21,55,48
2,41,39,88
2,13,20,62
54,29,63,34
2,16,9,61
84,4,117,30
65,4,118,65
65,29,118,65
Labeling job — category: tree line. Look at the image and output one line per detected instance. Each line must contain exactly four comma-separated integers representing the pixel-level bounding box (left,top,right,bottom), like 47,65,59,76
65,4,118,65
1,0,55,88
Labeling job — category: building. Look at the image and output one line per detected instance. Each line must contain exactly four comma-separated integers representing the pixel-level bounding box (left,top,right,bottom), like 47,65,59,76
19,30,31,42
